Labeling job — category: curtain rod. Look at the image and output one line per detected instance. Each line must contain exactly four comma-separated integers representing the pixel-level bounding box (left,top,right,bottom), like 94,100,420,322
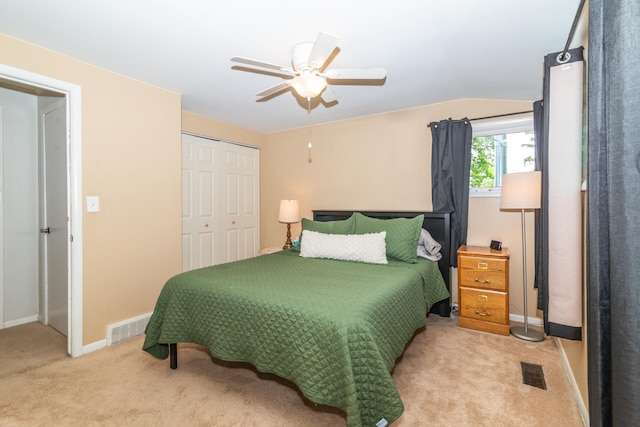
427,110,533,127
560,0,586,62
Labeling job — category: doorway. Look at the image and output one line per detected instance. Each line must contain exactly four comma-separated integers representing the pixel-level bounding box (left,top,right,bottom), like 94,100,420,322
0,64,83,357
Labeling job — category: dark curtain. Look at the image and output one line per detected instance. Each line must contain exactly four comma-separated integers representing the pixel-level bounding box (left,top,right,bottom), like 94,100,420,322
587,0,640,425
532,100,547,318
429,118,472,267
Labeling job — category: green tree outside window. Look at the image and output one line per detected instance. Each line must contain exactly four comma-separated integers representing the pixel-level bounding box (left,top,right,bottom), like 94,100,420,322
470,136,496,187
470,131,534,188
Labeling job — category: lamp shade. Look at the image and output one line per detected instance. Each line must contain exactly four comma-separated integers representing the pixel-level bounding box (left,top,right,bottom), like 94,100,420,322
500,171,542,210
291,72,327,98
278,199,300,223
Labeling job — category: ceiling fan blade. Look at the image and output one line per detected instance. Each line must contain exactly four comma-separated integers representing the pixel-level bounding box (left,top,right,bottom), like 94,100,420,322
231,56,296,75
307,33,340,70
256,81,292,97
321,86,338,103
324,68,387,80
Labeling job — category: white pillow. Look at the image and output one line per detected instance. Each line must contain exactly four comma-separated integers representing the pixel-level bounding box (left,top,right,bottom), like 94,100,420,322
300,230,388,264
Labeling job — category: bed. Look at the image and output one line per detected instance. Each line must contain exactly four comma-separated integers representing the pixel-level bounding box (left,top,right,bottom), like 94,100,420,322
143,210,452,426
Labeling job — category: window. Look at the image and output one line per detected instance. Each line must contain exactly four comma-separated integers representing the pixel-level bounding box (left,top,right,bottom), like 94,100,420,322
469,116,535,197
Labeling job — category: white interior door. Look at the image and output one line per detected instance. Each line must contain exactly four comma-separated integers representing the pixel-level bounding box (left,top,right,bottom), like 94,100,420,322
182,134,220,271
221,143,260,262
41,100,68,336
181,134,259,270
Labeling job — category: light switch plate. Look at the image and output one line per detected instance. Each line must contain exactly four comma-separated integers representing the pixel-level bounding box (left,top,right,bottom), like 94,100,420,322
87,196,100,212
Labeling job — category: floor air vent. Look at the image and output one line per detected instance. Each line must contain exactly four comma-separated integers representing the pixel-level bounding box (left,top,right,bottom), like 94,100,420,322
106,313,152,346
520,362,547,390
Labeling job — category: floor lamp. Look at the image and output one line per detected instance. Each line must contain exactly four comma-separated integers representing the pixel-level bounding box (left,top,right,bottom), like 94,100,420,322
278,199,300,250
500,171,544,342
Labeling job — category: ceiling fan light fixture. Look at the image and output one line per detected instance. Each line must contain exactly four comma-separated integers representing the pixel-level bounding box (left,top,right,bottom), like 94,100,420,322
291,72,327,98
232,32,386,105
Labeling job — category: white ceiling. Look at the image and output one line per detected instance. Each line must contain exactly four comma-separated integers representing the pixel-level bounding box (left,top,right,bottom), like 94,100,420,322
0,0,585,133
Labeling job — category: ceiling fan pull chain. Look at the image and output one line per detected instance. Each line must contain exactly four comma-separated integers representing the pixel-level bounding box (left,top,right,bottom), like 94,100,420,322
307,97,313,163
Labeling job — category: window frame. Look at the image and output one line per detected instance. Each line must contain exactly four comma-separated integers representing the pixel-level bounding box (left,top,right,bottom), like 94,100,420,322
469,115,535,198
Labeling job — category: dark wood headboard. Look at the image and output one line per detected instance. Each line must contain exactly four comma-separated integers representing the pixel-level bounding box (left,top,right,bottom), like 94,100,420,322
313,210,452,317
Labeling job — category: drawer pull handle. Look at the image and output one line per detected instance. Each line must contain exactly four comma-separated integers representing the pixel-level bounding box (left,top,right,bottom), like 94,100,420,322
477,262,488,269
475,310,491,317
474,278,491,284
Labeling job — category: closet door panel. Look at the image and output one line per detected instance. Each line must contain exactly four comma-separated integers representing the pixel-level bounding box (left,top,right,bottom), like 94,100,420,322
181,134,221,270
182,134,259,269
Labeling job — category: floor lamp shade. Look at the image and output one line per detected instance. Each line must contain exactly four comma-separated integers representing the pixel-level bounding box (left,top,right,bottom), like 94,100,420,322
500,171,543,342
278,200,299,250
500,171,542,210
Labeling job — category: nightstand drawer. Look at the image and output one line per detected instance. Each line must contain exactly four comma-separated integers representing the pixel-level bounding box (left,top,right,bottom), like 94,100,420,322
459,287,508,324
458,256,507,272
459,269,507,291
457,245,510,335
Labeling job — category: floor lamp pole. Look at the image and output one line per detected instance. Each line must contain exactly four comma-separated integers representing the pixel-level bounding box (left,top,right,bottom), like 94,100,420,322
510,209,544,342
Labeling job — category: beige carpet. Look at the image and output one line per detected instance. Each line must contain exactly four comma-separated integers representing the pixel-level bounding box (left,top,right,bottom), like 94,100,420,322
0,317,584,426
0,322,67,379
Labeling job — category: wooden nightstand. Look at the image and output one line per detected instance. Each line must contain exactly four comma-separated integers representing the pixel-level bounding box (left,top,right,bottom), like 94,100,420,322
457,245,510,335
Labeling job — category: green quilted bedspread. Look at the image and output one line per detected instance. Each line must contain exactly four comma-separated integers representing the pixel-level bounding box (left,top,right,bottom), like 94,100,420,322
143,250,449,426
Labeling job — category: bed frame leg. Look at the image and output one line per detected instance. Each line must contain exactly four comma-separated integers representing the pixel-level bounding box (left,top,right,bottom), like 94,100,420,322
169,343,177,369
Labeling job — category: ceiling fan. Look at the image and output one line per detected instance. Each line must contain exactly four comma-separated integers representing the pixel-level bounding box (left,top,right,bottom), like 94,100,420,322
230,32,386,104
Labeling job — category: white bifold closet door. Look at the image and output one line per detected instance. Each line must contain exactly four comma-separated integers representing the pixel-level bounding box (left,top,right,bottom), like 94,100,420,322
181,133,260,271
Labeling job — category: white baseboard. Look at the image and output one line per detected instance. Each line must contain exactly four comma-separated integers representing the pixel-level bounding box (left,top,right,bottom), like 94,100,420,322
3,315,39,329
509,313,543,326
83,339,106,355
555,338,589,427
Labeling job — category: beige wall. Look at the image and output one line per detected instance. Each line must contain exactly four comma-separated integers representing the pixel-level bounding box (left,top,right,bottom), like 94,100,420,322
0,34,182,345
182,112,265,149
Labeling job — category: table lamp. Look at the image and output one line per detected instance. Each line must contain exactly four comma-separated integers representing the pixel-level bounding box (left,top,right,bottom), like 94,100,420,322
279,199,300,250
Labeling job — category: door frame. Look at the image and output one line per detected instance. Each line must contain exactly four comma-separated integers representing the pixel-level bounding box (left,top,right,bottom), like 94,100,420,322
0,64,83,357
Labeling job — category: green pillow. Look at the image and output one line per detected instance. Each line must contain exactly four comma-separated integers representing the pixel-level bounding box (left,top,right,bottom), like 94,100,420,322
353,213,424,263
293,213,356,252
